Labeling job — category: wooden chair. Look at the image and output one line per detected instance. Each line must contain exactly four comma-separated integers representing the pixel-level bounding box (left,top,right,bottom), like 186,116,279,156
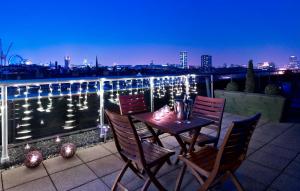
175,113,261,191
180,96,226,149
105,110,175,191
119,94,163,144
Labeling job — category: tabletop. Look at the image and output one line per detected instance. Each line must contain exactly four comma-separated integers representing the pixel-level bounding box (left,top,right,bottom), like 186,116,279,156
132,111,213,135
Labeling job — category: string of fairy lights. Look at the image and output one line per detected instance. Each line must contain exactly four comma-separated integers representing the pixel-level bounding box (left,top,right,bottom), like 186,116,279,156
3,75,198,142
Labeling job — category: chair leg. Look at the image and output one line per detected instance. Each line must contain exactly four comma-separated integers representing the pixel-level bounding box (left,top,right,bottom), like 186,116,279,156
141,161,165,191
147,170,167,191
128,163,144,179
228,172,245,191
112,161,130,191
175,163,187,191
175,148,184,164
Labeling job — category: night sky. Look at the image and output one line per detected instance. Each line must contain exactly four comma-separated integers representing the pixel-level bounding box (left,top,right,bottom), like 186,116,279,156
1,0,300,67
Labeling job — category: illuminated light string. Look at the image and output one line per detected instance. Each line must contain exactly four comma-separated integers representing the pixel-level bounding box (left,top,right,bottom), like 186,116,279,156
127,80,133,95
115,81,120,102
78,82,89,110
63,82,76,130
17,86,32,140
190,75,198,94
45,84,53,113
37,86,45,112
169,77,175,107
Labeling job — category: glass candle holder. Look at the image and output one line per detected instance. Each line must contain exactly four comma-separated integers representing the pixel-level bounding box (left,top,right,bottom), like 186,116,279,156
153,112,161,121
24,150,43,168
60,143,76,159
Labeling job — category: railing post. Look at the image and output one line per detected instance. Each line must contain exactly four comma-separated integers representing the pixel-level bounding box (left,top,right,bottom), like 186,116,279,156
1,85,9,163
99,79,104,127
210,74,214,98
150,77,154,112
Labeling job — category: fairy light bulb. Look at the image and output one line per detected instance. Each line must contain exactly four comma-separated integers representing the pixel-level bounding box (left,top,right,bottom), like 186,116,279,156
25,143,30,150
55,136,61,143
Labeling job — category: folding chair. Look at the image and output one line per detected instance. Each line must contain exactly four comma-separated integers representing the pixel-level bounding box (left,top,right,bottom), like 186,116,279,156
175,113,261,191
105,110,175,191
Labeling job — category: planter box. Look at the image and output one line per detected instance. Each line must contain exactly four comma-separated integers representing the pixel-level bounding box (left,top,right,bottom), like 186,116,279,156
215,90,286,122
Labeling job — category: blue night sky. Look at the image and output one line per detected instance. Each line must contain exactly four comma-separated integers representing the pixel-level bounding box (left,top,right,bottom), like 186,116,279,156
1,0,300,67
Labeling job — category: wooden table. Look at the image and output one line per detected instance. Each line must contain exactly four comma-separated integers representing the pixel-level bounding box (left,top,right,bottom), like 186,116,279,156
132,111,213,154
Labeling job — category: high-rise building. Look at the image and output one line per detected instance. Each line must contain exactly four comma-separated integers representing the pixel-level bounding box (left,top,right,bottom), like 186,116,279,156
288,56,299,69
180,51,188,69
64,56,71,69
95,56,99,68
201,55,212,71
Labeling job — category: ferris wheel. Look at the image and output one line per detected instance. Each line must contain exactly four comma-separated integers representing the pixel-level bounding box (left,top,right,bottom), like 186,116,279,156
8,54,25,65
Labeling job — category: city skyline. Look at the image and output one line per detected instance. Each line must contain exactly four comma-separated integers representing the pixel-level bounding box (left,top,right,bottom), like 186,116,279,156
1,0,300,66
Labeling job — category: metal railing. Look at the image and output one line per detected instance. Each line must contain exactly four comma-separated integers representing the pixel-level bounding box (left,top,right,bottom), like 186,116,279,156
0,74,213,163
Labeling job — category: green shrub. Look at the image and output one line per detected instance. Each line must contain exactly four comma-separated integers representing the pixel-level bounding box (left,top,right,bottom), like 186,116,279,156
245,59,255,93
265,84,280,95
226,81,239,91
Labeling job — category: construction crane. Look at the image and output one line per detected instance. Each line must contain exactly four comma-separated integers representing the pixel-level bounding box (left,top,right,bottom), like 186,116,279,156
0,38,13,66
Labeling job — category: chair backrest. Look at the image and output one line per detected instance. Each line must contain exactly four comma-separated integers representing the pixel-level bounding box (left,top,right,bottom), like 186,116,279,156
215,113,261,173
119,94,148,115
105,110,144,163
192,96,225,133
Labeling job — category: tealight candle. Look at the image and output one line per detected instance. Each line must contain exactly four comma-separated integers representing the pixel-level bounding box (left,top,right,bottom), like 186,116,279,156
163,105,170,113
153,112,161,121
55,136,61,143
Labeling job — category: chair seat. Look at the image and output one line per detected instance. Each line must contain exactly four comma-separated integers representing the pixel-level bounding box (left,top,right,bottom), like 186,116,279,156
142,141,175,167
179,146,218,177
180,132,218,146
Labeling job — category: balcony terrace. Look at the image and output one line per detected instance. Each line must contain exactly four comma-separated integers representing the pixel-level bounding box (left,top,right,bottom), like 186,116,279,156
0,75,299,191
0,113,299,191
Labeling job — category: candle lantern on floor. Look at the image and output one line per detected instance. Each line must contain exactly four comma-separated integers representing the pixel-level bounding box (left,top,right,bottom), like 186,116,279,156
60,143,76,158
24,150,43,168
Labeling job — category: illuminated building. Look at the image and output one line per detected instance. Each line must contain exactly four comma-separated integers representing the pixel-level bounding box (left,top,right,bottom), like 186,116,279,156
201,55,212,72
64,56,71,69
180,51,188,69
257,62,276,70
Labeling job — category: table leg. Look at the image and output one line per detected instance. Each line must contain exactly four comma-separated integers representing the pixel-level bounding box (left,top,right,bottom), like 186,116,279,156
188,129,201,153
174,135,187,154
145,124,163,147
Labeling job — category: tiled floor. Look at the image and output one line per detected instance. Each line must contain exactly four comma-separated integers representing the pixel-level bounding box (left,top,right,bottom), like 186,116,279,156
1,113,300,191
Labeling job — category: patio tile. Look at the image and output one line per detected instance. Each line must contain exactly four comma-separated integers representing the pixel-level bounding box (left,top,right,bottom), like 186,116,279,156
284,161,300,179
252,131,277,144
6,177,56,191
247,148,256,156
271,174,300,191
102,141,118,153
76,144,111,162
271,135,300,152
295,154,300,163
2,165,47,189
70,179,110,191
259,122,293,132
161,136,179,148
259,144,297,160
50,164,97,191
248,150,292,171
220,173,267,191
145,168,180,191
102,168,145,190
249,139,265,150
43,155,82,174
236,160,280,186
87,154,123,177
